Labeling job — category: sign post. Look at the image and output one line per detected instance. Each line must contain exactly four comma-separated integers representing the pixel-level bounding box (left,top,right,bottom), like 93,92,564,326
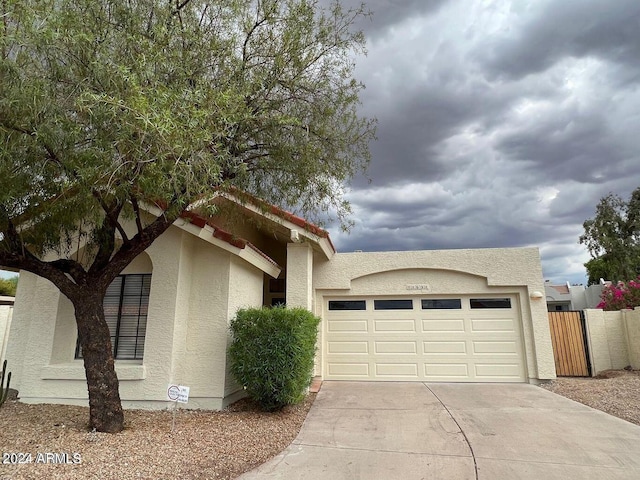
166,384,190,432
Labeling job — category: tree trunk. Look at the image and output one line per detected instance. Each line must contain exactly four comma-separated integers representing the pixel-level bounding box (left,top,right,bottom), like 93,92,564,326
73,294,124,433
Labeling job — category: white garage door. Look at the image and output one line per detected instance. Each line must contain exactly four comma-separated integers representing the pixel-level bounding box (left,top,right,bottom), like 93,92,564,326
324,296,526,382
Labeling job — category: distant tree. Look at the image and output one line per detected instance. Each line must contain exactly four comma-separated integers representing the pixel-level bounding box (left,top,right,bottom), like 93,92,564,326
0,0,375,432
0,276,17,296
584,256,614,286
580,187,640,285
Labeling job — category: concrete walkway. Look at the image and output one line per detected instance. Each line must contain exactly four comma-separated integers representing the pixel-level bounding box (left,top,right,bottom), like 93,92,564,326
238,381,640,479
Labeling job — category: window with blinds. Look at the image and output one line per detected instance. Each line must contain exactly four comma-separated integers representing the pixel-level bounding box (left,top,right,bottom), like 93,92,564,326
76,274,151,360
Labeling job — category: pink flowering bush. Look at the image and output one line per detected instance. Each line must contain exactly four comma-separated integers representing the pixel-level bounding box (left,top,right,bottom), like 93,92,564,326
597,277,640,311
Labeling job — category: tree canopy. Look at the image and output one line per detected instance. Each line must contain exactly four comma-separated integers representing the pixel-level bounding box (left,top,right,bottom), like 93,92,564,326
580,187,640,284
0,0,375,432
0,276,17,297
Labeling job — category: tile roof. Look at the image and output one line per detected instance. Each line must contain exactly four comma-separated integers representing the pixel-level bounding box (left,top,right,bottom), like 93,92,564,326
550,285,570,295
222,189,332,239
179,210,279,269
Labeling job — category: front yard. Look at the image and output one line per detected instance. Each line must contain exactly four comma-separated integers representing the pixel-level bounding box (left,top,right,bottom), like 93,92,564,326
541,369,640,426
0,395,315,480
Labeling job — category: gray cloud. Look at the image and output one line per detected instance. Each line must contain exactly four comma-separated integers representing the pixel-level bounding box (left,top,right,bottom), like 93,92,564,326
473,0,640,81
328,0,640,286
331,0,450,38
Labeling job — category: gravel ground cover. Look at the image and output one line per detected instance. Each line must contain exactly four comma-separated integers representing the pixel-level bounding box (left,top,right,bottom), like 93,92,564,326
541,369,640,426
0,394,315,480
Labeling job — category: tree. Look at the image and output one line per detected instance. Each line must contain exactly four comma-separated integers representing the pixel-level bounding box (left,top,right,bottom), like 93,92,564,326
580,187,640,285
0,276,18,296
0,0,375,432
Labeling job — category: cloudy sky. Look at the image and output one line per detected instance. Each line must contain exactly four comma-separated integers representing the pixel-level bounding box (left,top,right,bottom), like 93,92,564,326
324,0,640,285
1,0,637,286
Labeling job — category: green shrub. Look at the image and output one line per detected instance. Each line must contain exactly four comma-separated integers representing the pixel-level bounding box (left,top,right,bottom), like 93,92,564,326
0,276,17,297
228,306,320,411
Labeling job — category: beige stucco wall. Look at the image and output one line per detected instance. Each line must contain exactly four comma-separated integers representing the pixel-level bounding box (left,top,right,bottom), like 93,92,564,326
223,257,265,401
312,247,555,382
5,224,266,410
286,243,314,309
585,308,640,374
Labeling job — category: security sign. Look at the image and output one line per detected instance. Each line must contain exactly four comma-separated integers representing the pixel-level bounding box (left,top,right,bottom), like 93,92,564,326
167,384,190,403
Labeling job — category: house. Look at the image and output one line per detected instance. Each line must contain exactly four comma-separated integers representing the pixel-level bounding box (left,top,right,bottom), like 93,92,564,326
545,281,610,312
4,194,556,410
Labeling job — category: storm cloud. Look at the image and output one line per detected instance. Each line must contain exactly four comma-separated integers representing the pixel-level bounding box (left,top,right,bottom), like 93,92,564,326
327,0,640,284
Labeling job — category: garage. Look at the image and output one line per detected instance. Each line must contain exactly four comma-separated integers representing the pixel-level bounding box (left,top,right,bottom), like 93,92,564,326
323,295,527,382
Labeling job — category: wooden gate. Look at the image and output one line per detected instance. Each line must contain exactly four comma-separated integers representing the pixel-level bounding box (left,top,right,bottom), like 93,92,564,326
548,311,591,377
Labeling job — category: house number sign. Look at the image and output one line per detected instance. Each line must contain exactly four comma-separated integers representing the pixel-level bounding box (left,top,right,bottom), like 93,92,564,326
406,284,431,291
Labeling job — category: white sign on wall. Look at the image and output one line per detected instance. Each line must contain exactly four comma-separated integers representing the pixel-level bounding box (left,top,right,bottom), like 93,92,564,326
167,384,190,403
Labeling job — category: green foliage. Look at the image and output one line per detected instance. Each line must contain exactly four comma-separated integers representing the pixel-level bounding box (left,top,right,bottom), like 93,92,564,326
228,306,320,411
580,187,640,284
0,0,375,263
0,276,17,296
0,360,12,407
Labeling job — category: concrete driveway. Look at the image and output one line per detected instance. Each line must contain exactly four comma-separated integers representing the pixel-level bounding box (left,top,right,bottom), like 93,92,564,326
238,381,640,480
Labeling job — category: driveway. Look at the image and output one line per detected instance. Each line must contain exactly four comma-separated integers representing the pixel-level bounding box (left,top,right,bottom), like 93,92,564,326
238,381,640,479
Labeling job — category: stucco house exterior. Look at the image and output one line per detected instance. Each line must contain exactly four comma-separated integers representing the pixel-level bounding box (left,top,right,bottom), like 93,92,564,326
4,194,556,409
545,281,610,312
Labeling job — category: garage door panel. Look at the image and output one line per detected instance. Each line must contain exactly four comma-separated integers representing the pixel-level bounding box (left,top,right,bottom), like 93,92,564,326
472,340,518,354
375,363,419,377
424,363,469,378
374,319,416,332
327,341,369,354
471,318,516,332
325,295,525,382
474,363,522,378
375,341,417,354
421,319,465,332
423,341,467,354
328,363,370,377
328,320,368,332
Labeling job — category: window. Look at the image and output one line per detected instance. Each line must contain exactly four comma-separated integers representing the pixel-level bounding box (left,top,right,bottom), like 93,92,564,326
328,300,366,311
470,298,511,309
422,299,462,310
373,299,413,310
76,274,151,360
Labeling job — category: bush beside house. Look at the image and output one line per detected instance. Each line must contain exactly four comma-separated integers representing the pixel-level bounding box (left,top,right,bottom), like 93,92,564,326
228,307,320,411
597,277,640,310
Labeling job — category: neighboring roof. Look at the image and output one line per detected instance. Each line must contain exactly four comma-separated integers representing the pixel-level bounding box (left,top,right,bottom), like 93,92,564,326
550,285,569,295
544,284,572,302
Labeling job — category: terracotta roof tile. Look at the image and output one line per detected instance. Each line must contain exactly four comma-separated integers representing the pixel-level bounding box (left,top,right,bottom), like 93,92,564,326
223,188,332,239
550,285,570,294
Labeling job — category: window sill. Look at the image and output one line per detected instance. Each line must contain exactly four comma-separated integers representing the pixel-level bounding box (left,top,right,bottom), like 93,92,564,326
40,363,146,381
